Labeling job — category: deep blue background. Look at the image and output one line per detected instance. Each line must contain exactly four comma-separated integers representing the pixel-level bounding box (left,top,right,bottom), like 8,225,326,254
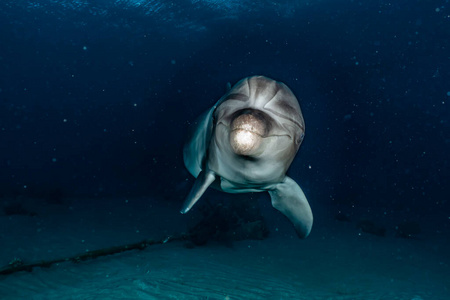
0,1,449,229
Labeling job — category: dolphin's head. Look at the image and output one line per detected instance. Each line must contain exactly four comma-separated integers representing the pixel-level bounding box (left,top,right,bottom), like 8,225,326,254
214,76,305,164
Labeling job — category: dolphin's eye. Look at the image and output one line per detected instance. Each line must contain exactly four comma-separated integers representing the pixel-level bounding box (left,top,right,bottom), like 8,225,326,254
296,133,305,144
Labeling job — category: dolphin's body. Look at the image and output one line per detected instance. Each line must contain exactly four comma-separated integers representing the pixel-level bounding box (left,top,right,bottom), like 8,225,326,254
181,76,313,238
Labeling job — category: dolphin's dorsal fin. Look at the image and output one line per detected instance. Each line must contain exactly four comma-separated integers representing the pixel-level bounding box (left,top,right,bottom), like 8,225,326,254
268,176,313,238
180,170,216,214
226,82,232,92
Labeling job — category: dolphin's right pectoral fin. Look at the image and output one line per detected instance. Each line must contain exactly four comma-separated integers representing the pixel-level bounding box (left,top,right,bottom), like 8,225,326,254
180,170,216,214
269,176,313,238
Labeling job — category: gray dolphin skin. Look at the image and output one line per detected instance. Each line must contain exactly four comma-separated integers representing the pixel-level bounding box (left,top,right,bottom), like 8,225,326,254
181,75,313,238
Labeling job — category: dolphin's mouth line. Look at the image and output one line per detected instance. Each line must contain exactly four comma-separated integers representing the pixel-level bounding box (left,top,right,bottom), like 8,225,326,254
230,127,263,137
217,121,264,136
218,122,292,140
229,125,292,140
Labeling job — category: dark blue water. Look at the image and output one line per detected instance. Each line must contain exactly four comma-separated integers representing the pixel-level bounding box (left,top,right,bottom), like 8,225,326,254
0,0,449,234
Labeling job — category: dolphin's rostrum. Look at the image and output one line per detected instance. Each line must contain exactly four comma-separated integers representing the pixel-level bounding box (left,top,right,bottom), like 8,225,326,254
181,76,313,238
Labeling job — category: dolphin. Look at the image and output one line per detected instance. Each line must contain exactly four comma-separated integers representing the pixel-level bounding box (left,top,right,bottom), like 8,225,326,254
181,76,313,238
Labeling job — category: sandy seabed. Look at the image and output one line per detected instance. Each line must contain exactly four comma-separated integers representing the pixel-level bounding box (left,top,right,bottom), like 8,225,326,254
0,197,448,299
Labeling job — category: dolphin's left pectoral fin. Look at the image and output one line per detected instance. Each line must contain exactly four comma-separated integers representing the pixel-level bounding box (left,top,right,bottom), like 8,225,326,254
269,176,313,238
180,170,216,214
